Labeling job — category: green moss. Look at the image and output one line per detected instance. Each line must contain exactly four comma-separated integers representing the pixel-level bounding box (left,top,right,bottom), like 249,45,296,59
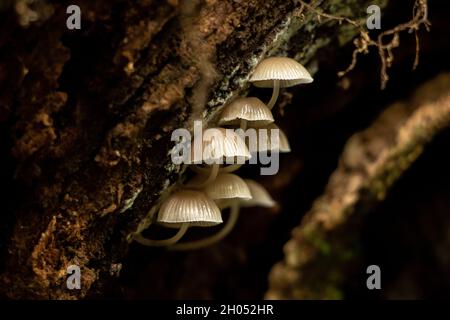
324,286,344,299
303,227,331,256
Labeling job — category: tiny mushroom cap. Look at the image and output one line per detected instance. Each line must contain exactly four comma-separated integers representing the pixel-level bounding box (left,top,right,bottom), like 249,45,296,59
200,173,252,200
190,127,251,164
242,179,276,208
219,97,274,127
268,123,291,152
249,57,313,88
249,123,291,153
157,190,222,227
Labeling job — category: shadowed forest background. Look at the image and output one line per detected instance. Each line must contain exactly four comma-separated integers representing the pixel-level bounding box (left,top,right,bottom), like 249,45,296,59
0,0,449,299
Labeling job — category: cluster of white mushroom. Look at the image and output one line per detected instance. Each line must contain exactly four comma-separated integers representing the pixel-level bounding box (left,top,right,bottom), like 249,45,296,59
133,57,313,250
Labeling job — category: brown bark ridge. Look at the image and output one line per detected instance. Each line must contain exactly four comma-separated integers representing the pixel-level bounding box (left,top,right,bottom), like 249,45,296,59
266,73,450,299
0,0,386,299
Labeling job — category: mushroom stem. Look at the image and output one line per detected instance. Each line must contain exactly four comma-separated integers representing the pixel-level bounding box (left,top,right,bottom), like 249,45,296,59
240,119,248,130
188,163,220,188
267,79,280,109
192,163,242,174
191,164,209,174
169,203,240,251
133,223,189,247
219,120,247,173
220,163,242,173
216,119,247,173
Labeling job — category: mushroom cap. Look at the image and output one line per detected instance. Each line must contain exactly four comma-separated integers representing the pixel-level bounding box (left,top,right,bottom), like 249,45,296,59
194,173,252,200
219,97,274,126
249,57,313,88
157,190,222,227
248,123,291,153
242,179,276,208
190,127,251,164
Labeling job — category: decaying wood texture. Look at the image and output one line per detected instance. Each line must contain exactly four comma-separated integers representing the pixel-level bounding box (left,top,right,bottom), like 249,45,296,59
266,73,450,299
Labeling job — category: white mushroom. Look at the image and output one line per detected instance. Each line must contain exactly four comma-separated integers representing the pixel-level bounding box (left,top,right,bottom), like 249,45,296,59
242,179,276,208
247,123,291,154
133,190,222,247
250,57,313,109
188,128,251,185
170,173,252,250
201,173,252,201
219,97,274,130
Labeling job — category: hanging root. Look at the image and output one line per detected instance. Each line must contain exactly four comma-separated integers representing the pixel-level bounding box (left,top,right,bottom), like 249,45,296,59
296,0,431,89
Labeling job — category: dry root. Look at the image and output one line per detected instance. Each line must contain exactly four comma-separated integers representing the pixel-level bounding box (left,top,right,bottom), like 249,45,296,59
296,0,431,89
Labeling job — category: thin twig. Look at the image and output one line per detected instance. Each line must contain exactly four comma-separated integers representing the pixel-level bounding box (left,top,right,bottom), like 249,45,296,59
296,0,431,89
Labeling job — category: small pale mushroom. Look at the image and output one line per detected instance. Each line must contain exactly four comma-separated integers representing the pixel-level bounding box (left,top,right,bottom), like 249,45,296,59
249,56,313,109
170,173,251,250
248,123,291,154
217,97,275,173
133,190,222,247
219,97,274,130
242,179,276,208
188,127,251,184
202,172,252,201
